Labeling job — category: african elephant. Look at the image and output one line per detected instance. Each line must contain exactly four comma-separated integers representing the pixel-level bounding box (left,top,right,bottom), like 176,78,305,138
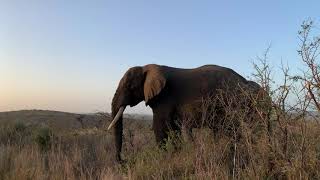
108,64,270,161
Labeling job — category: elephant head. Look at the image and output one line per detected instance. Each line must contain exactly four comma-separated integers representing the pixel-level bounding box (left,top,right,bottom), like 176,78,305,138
108,64,166,161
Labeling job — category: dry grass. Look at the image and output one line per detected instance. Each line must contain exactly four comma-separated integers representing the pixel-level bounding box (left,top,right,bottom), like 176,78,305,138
0,112,319,179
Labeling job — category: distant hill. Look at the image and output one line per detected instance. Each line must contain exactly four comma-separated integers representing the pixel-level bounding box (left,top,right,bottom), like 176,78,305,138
123,113,153,121
0,110,152,131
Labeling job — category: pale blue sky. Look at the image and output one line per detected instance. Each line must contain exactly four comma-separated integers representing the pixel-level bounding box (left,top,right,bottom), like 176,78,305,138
1,1,319,113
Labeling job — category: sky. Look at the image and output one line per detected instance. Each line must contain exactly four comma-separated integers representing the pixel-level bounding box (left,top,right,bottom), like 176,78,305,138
1,0,320,114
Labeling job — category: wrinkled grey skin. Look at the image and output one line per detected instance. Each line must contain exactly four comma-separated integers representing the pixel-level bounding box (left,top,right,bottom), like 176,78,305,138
110,64,269,162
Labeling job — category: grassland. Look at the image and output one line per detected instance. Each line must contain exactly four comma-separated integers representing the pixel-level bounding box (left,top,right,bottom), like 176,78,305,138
0,110,319,179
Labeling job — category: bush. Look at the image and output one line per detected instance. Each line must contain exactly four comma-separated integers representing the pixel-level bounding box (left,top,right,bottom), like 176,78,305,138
34,127,52,152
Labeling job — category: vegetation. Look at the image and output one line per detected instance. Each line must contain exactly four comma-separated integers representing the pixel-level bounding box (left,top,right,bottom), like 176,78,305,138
0,115,319,179
1,20,320,179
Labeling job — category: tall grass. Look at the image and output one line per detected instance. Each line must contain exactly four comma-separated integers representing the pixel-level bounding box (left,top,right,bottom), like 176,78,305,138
0,116,319,179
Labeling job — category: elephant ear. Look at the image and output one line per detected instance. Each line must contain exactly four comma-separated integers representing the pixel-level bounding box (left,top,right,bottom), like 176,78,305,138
143,65,166,104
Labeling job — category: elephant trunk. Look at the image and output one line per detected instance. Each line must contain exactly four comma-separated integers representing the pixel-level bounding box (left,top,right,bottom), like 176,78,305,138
111,90,125,162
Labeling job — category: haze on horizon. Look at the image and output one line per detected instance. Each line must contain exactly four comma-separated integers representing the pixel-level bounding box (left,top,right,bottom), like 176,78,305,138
1,1,320,114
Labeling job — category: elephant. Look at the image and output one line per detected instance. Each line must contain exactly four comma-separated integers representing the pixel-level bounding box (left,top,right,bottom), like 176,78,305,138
107,64,270,162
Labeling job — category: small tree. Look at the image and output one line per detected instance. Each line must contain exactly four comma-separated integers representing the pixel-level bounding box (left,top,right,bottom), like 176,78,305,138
297,19,320,112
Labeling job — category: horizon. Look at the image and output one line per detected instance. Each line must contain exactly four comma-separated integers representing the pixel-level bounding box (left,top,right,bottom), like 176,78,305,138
1,1,320,114
0,108,154,115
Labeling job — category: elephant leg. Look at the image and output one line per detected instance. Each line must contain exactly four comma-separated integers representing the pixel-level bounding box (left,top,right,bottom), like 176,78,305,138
152,111,170,146
169,117,184,148
152,108,180,147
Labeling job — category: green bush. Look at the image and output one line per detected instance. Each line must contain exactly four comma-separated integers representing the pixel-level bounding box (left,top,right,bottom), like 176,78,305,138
34,127,52,152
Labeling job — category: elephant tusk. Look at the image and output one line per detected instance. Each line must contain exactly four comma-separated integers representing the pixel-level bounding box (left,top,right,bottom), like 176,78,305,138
107,106,126,130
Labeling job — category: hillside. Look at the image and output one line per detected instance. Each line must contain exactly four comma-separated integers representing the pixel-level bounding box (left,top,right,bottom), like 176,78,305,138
0,110,151,131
